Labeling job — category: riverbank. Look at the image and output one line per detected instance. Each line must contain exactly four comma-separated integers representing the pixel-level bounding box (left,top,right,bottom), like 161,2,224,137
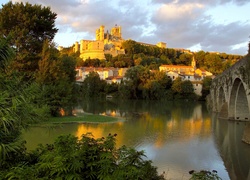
45,113,121,124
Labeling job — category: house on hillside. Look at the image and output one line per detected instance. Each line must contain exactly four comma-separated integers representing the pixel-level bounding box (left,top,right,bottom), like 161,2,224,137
75,67,127,84
159,57,213,96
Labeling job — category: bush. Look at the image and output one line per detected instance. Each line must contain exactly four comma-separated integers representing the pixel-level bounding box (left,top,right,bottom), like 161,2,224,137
4,133,165,180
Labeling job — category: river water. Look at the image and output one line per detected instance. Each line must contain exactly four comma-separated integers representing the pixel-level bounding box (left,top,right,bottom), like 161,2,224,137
22,99,250,180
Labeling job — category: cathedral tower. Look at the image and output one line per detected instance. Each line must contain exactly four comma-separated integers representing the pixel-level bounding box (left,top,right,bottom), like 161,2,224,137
191,55,196,70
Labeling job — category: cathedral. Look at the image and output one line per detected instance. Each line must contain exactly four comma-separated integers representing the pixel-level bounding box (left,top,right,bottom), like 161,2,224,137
73,25,125,60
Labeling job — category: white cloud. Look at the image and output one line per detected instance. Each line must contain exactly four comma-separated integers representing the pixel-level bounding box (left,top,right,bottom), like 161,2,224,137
2,0,250,55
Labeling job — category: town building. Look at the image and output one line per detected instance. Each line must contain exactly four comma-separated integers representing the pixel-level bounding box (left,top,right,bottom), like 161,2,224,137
159,57,213,96
75,67,128,84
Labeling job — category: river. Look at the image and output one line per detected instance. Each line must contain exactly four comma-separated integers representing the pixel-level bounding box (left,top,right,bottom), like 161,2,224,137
22,99,250,180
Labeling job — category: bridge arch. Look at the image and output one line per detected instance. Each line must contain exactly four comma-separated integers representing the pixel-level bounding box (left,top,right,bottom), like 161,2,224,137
228,78,249,120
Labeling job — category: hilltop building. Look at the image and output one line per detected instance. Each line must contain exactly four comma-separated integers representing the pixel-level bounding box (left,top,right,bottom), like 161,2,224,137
73,25,168,61
159,57,213,96
73,25,125,60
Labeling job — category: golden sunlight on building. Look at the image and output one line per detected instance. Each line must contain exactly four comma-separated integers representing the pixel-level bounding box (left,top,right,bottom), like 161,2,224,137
74,25,125,61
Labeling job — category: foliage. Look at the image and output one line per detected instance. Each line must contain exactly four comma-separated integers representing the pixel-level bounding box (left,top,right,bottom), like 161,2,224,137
3,134,165,180
194,51,206,68
0,1,58,77
118,65,173,100
189,170,222,180
80,71,107,98
200,77,212,100
36,40,77,116
176,53,192,65
0,37,48,170
171,77,196,99
203,54,223,75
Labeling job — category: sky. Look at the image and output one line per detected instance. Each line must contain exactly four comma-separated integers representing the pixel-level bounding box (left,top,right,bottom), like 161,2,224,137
1,0,250,55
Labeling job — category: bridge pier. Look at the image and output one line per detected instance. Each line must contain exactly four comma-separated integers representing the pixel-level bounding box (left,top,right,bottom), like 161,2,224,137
242,122,250,144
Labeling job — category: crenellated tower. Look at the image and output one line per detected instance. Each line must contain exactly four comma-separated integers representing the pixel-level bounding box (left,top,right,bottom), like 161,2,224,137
96,25,105,41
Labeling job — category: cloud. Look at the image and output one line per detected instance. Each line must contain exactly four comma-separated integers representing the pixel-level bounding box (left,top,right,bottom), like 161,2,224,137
148,0,250,54
7,0,250,55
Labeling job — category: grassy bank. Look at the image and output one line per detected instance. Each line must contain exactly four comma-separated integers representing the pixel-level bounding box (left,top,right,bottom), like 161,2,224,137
47,114,119,124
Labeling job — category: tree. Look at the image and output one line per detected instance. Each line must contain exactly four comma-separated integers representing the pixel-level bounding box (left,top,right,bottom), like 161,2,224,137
0,37,48,170
171,77,195,99
171,77,182,94
122,65,151,99
204,53,223,75
176,53,192,65
200,77,212,100
194,50,206,68
36,40,76,116
0,1,58,77
81,72,106,98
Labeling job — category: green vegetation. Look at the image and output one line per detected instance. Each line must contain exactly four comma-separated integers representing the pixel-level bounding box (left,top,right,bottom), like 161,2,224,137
189,170,222,180
79,65,197,100
0,3,164,179
0,1,77,117
48,114,119,123
2,134,165,180
0,1,57,78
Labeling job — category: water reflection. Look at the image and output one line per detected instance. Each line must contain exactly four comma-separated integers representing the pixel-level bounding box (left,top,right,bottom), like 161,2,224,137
212,115,250,180
22,99,250,179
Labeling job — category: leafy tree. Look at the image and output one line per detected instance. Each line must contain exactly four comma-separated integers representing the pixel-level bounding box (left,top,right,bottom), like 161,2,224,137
0,37,48,170
204,53,223,75
200,77,212,100
171,77,182,94
122,65,151,99
189,170,222,180
194,50,206,68
180,80,194,96
84,58,101,67
0,1,58,77
36,40,76,116
122,39,141,55
171,77,195,99
160,54,172,65
176,53,192,65
81,72,106,98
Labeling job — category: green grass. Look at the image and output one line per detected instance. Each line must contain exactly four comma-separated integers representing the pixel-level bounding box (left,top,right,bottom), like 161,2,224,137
47,114,118,124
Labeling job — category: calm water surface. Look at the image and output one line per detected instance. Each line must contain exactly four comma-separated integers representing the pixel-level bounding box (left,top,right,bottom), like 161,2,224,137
22,100,250,180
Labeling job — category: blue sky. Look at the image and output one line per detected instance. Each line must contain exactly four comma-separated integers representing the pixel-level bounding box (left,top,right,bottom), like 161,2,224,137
1,0,250,55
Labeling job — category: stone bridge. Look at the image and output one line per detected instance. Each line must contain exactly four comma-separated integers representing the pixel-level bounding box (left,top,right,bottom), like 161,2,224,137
209,56,250,144
209,56,250,121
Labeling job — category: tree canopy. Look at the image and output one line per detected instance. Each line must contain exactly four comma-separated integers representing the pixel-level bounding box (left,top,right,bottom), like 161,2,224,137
0,1,58,75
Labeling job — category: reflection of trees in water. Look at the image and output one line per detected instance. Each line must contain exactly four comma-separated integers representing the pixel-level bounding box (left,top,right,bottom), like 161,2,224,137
212,115,250,180
78,99,210,120
76,99,212,148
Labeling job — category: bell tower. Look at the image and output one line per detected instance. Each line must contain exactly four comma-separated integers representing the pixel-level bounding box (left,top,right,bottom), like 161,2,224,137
191,55,196,70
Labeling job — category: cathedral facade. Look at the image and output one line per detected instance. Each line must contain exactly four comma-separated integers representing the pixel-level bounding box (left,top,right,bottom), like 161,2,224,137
74,25,125,60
